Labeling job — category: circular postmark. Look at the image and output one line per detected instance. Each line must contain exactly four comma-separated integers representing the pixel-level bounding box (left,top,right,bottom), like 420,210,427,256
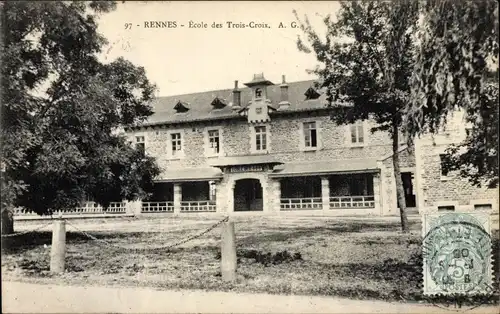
422,213,496,310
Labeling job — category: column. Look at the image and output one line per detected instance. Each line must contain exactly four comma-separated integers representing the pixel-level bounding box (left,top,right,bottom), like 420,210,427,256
321,176,330,212
225,184,235,214
215,181,227,213
379,161,397,216
173,183,182,214
267,179,281,213
373,173,381,215
273,179,281,213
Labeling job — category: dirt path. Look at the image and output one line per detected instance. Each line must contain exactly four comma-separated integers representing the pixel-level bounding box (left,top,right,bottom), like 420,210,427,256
2,281,497,313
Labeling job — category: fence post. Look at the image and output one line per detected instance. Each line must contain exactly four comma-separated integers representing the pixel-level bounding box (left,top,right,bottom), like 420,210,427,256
50,219,66,274
221,220,236,282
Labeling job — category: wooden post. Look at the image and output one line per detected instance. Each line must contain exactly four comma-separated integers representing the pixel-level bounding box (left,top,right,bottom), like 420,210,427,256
221,221,236,282
50,219,66,274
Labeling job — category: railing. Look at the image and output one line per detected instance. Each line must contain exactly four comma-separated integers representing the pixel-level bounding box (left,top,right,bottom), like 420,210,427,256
180,200,216,212
141,201,174,213
13,207,38,216
329,195,375,209
280,197,322,210
13,202,127,216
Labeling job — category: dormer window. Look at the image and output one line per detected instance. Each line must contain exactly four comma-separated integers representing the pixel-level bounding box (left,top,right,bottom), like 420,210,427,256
304,87,321,100
174,101,190,113
255,88,263,98
211,97,227,109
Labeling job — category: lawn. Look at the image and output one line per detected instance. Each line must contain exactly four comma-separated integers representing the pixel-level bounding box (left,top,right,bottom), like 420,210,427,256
2,215,499,304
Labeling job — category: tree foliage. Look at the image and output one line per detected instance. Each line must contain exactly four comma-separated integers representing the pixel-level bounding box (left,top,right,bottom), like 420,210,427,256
295,1,419,232
406,0,499,188
441,80,498,188
1,1,161,221
295,1,418,130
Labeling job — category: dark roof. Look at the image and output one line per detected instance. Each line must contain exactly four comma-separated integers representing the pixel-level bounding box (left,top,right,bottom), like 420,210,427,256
269,159,380,177
155,167,222,182
142,80,331,126
208,155,282,167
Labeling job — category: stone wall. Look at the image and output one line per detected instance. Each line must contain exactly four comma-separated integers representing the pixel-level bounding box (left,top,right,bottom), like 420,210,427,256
414,111,499,214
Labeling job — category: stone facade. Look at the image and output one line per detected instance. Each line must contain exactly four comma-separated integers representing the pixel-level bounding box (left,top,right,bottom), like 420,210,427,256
130,114,401,173
127,75,417,216
129,113,414,216
414,111,499,214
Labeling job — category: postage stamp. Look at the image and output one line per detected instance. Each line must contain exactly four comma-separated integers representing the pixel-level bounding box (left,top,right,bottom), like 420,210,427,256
422,212,493,296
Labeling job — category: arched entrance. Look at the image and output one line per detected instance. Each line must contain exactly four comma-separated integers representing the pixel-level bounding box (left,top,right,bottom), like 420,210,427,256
233,178,263,211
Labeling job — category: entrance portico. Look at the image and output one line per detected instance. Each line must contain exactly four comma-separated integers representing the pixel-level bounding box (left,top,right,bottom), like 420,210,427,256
208,155,282,214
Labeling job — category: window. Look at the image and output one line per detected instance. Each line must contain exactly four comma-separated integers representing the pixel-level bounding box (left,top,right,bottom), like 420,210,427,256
255,88,262,98
439,154,449,176
256,107,262,114
255,126,267,151
208,130,220,155
350,123,364,144
303,122,317,148
438,205,455,212
474,204,492,211
171,133,182,155
135,136,145,156
348,174,373,196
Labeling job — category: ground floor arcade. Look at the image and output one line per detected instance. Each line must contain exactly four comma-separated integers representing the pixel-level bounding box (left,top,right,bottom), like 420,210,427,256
140,158,416,216
141,173,415,216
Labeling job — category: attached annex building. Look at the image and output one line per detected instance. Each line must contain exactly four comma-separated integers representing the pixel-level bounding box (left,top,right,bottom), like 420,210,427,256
127,73,419,216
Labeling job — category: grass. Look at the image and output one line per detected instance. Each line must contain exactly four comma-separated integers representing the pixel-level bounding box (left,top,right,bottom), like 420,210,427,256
2,215,499,305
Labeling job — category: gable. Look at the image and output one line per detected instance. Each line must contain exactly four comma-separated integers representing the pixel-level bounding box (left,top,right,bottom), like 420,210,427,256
211,97,228,109
304,87,321,100
174,101,190,113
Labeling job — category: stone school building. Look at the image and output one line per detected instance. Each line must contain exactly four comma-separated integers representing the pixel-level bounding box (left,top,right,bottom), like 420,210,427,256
126,73,498,216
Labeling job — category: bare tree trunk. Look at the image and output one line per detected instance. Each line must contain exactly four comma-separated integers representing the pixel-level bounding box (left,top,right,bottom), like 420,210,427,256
1,208,14,235
392,125,409,233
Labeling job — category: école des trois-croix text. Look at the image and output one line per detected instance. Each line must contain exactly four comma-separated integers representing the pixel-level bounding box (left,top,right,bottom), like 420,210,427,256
124,20,299,30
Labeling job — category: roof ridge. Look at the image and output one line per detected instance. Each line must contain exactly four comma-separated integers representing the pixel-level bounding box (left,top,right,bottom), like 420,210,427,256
155,79,318,99
156,88,234,100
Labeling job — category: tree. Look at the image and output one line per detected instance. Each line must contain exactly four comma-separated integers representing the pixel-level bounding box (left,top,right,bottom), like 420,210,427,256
406,0,499,188
295,1,419,232
1,2,161,234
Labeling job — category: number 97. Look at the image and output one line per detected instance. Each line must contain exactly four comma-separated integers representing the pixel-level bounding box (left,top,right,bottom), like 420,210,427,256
125,23,132,29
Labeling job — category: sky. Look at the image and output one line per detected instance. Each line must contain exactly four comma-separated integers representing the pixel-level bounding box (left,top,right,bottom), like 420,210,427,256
96,1,341,96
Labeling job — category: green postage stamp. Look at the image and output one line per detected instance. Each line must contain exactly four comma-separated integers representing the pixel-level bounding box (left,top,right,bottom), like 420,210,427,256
422,212,493,296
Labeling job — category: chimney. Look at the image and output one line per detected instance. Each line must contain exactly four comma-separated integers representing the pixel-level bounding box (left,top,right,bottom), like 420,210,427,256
232,80,241,110
278,75,290,110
